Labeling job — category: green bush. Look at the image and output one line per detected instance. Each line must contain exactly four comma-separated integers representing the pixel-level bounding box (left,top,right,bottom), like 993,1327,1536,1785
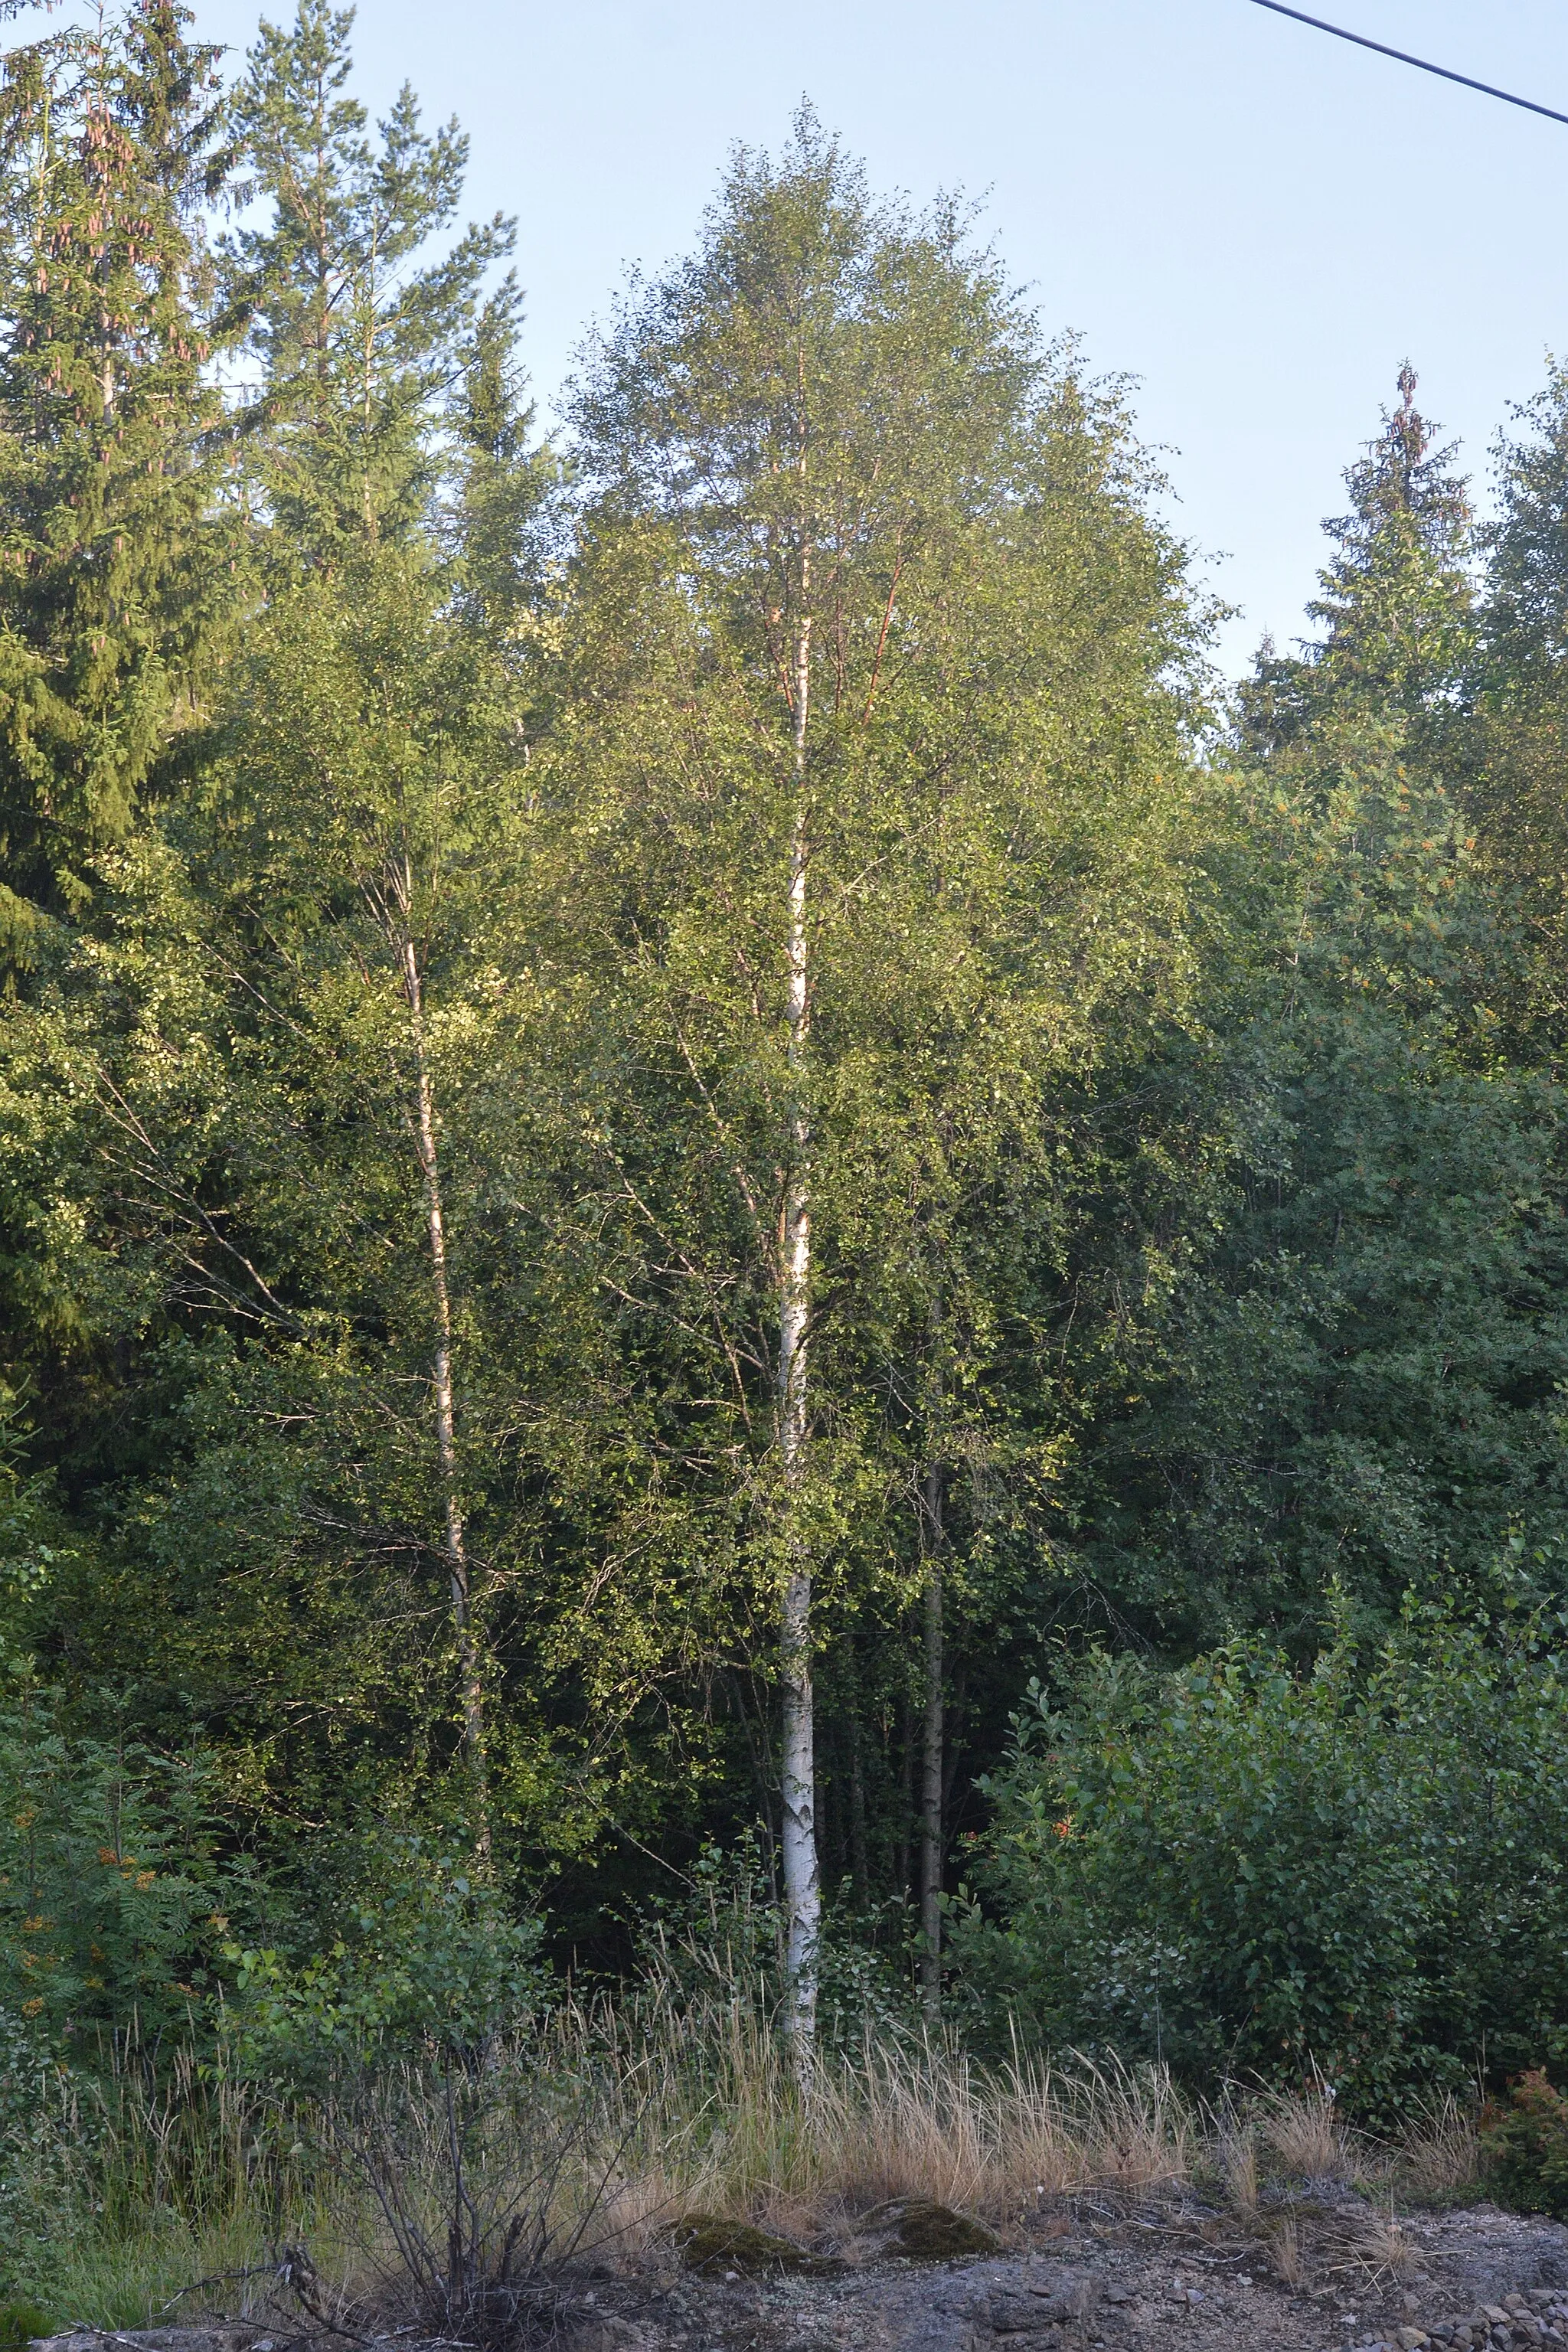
958,1588,1568,2115
1481,2071,1568,2218
0,1676,243,2048
629,1831,920,2049
225,1832,546,2080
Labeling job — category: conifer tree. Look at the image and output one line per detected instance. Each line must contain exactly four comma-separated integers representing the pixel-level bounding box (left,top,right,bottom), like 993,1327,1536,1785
221,0,514,559
0,0,233,952
1083,378,1565,1642
1468,361,1568,1023
0,5,550,1860
1242,366,1472,757
184,3,541,1845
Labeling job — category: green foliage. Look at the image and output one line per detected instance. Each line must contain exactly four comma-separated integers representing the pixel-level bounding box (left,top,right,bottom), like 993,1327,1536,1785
629,1831,920,2050
0,1678,237,2044
0,0,234,948
1081,753,1568,1642
0,2004,68,2301
962,1586,1568,2114
1080,371,1560,1649
1241,366,1473,753
1481,2070,1568,2220
225,1834,544,2076
5,0,1568,2110
550,106,1220,1864
0,2303,54,2350
222,0,516,557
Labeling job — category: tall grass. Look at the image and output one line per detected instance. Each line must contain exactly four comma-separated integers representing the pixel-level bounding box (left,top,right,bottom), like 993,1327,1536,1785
2,1967,1481,2327
4,2046,337,2327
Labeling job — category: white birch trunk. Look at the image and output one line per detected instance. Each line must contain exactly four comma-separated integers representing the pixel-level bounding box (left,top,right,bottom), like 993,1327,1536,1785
400,931,488,1854
919,1459,943,2020
779,558,819,2067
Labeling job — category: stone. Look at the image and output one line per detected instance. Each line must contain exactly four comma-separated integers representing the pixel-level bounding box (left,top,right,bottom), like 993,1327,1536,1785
1001,2271,1101,2325
1398,2332,1429,2350
990,2295,1063,2337
31,2338,258,2352
572,2320,648,2352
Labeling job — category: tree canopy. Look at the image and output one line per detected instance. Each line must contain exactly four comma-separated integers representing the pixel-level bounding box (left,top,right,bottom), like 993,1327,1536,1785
4,6,1568,2070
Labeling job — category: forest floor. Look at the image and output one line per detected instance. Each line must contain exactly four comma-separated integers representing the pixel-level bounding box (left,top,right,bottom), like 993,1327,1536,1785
31,2190,1568,2352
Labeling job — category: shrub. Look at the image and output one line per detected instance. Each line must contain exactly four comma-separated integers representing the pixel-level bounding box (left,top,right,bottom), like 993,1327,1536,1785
1481,2071,1568,2218
0,2301,54,2350
0,1675,241,2048
630,1831,920,2050
958,1589,1568,2115
225,1832,547,2081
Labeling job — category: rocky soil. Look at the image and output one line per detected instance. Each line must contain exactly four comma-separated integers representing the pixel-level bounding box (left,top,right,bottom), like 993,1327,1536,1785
31,2193,1568,2352
594,2192,1568,2351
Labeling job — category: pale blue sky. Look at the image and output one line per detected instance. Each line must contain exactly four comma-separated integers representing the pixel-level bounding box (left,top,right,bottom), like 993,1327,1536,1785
187,0,1568,674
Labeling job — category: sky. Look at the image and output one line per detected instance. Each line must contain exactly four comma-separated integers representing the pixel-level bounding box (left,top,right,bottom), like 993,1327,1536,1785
180,0,1568,675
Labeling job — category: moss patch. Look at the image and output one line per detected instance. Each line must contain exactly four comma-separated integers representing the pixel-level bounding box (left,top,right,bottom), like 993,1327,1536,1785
857,2197,1001,2259
671,2215,842,2278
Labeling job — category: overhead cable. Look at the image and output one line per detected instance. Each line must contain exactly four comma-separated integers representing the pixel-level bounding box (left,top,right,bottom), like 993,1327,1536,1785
1246,0,1568,129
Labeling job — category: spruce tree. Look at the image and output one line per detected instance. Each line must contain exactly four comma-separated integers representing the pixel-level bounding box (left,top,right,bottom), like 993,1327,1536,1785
0,0,233,952
1241,366,1473,757
1082,377,1566,1643
0,5,550,1864
1468,361,1568,1024
221,0,514,560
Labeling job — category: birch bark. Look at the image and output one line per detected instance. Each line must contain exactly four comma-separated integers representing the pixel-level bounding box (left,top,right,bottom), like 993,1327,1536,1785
399,923,488,1851
919,1459,944,2019
779,550,819,2063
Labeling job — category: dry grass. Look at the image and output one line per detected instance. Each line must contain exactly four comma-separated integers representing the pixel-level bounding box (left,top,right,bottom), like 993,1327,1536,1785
1256,2082,1352,2181
1393,2092,1481,2199
566,1992,1200,2243
1263,2210,1305,2288
1349,2212,1423,2286
5,1971,1490,2329
1216,2117,1261,2215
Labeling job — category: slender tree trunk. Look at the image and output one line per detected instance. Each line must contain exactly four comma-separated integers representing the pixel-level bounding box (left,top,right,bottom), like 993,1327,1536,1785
400,932,488,1854
897,1693,913,1904
779,557,819,2068
848,1697,870,1911
919,1459,944,2021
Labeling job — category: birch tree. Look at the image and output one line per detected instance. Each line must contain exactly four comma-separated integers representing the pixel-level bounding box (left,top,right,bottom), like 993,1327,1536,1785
560,110,1210,2047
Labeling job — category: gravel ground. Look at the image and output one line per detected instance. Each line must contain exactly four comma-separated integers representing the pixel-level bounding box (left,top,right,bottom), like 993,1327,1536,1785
573,2197,1568,2352
31,2198,1568,2352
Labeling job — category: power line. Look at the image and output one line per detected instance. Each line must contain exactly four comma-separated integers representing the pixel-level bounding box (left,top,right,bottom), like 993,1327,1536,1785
1246,0,1568,130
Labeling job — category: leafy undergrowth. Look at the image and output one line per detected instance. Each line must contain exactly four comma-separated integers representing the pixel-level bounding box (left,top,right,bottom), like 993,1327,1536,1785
1479,2070,1568,2220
